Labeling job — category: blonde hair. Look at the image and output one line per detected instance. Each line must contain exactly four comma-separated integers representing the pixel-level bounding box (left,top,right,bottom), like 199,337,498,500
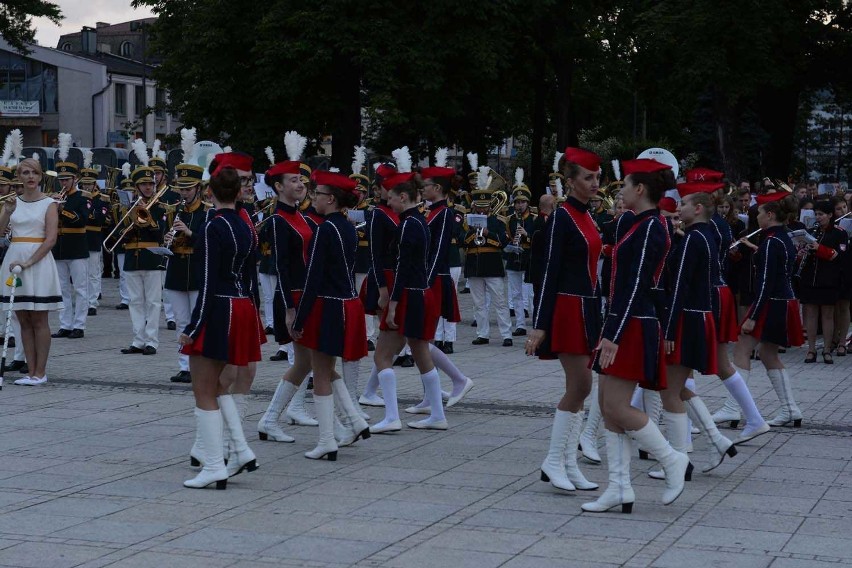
16,158,43,178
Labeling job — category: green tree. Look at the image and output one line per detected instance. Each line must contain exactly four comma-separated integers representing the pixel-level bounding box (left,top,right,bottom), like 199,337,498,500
0,0,62,52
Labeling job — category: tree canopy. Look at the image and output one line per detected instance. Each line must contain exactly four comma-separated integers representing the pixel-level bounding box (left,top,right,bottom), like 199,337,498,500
0,0,61,52
134,0,852,190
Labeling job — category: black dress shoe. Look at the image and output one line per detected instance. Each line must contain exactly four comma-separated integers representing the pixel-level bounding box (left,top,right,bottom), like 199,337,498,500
121,345,144,354
434,341,444,349
167,321,176,331
471,320,478,327
51,329,71,338
367,339,376,351
264,326,274,335
269,350,288,361
3,360,26,372
98,293,102,300
68,329,84,339
512,328,527,337
87,307,97,316
400,354,415,368
116,303,129,310
142,346,157,355
170,370,192,383
510,308,516,317
502,338,514,347
472,337,490,345
442,342,454,354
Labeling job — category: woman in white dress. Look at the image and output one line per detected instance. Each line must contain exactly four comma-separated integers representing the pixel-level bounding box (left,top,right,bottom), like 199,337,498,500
0,158,62,385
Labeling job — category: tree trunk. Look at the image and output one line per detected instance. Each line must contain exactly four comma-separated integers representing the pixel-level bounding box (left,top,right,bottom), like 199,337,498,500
329,54,362,169
757,87,800,179
554,58,576,149
530,63,547,200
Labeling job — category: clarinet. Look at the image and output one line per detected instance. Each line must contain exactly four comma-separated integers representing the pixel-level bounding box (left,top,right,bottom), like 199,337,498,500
159,200,185,269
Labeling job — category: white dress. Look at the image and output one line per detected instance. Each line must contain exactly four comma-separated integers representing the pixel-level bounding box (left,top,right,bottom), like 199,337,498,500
0,197,63,311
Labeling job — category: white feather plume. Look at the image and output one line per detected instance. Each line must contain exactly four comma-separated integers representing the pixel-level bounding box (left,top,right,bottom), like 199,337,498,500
552,152,562,173
82,148,93,169
514,167,524,187
476,166,490,190
121,162,131,178
351,145,366,175
611,159,621,181
57,132,73,162
1,134,12,167
8,128,23,163
222,145,233,154
466,152,478,172
391,146,412,174
131,138,149,166
265,146,275,165
180,127,197,163
31,153,37,161
329,167,340,173
555,178,563,198
156,150,166,160
152,139,161,156
284,131,307,162
435,147,449,168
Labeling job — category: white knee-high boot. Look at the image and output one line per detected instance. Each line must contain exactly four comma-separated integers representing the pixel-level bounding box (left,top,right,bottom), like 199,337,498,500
628,419,691,505
184,408,228,489
766,368,803,427
581,430,634,513
286,380,318,426
305,395,338,460
686,397,737,472
578,383,603,464
637,389,662,460
342,359,370,420
257,380,297,442
713,366,746,428
332,378,371,446
563,410,598,490
220,395,258,477
540,409,576,491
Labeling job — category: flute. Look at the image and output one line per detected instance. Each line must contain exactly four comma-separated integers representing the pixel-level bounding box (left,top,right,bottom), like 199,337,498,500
728,228,762,250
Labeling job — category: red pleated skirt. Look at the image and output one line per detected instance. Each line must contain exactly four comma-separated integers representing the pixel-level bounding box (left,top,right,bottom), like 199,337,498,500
298,296,368,361
541,294,593,358
360,269,395,315
715,285,740,344
665,311,719,375
181,297,266,366
429,273,461,322
593,317,667,390
379,288,440,341
749,298,804,348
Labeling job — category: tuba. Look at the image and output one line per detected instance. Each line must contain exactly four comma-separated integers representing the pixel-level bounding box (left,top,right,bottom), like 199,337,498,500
473,190,508,246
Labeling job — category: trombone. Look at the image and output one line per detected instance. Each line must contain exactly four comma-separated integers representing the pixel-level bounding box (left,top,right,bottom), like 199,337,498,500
103,184,171,253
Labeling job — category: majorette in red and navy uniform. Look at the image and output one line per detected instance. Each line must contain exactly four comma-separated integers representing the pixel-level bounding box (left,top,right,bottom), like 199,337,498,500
592,159,672,390
360,164,400,314
533,192,603,358
662,220,719,374
267,160,315,345
380,174,439,340
677,168,739,343
746,193,804,347
181,207,266,365
291,171,368,361
421,164,462,324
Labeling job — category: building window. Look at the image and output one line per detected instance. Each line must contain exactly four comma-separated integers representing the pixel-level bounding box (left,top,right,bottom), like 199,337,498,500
135,85,144,117
120,41,133,58
61,42,72,51
155,88,166,118
115,84,127,116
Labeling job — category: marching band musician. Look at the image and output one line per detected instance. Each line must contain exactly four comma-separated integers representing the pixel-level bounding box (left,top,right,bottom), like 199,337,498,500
0,158,28,376
256,135,320,443
350,158,376,352
525,147,603,493
149,150,178,331
677,170,769,444
465,162,513,347
357,162,401,407
81,163,110,317
434,199,465,354
51,147,91,340
291,170,371,460
584,158,690,514
528,193,555,310
179,164,265,490
658,189,737,477
505,170,536,336
118,165,167,356
112,168,134,311
733,192,805,428
256,198,278,339
370,162,446,433
798,199,847,365
165,163,209,383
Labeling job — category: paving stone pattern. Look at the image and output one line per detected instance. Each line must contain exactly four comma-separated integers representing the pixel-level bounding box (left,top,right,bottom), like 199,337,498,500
0,278,848,567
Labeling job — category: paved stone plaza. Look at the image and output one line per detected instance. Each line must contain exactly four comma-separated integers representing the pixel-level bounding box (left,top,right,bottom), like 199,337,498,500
0,278,849,567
